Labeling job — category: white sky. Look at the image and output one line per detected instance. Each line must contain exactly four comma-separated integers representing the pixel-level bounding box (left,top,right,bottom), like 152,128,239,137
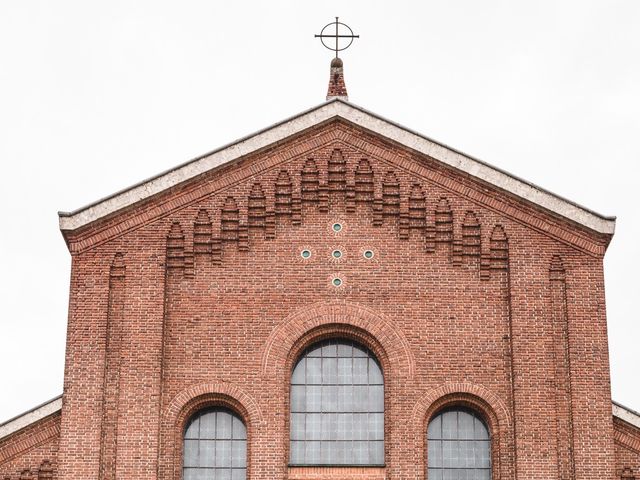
0,1,638,422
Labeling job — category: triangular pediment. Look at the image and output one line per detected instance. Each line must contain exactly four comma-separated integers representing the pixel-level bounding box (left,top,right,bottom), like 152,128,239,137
59,99,614,254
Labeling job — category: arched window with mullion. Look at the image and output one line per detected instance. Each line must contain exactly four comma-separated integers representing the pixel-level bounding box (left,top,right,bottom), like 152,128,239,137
290,338,384,466
427,407,491,480
183,407,247,480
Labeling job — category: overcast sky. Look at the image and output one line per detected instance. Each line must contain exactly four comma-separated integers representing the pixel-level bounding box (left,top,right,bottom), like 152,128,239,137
0,1,638,422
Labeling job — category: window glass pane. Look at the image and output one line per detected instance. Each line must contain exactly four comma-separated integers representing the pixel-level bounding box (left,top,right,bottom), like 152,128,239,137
353,385,369,412
338,385,353,411
323,357,338,384
307,344,322,357
199,439,216,467
306,358,322,384
337,358,352,384
428,468,443,480
307,386,322,411
458,411,475,440
369,413,384,440
442,411,458,439
217,469,231,480
442,440,457,468
353,358,368,384
368,359,383,384
474,417,489,440
291,413,306,440
428,413,442,440
369,440,384,465
459,440,474,468
200,411,217,439
231,469,246,480
323,385,338,412
291,360,305,384
289,339,384,466
369,385,384,412
291,385,306,412
290,440,305,464
353,413,368,440
353,344,368,357
184,439,199,467
353,440,369,464
216,412,232,439
185,417,199,439
306,440,321,464
321,413,337,441
216,439,232,467
232,416,246,440
232,440,246,468
322,341,337,357
475,440,491,468
182,469,200,480
337,413,352,440
306,413,322,440
428,439,442,468
337,342,352,356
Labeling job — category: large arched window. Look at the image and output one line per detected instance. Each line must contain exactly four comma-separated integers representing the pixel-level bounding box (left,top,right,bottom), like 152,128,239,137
290,338,384,466
183,407,247,480
427,407,491,480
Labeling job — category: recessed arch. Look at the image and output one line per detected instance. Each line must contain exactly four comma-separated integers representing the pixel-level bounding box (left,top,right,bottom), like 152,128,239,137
159,382,263,480
411,383,512,479
260,300,415,380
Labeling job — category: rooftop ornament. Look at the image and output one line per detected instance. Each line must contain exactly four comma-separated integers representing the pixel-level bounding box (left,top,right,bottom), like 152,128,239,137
315,17,358,101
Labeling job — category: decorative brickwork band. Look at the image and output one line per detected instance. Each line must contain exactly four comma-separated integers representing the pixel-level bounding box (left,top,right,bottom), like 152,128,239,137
37,460,53,480
99,253,126,480
550,255,576,480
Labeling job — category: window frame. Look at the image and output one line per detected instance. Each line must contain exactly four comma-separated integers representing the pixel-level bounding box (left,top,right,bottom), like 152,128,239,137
288,337,386,467
426,405,494,480
182,406,248,480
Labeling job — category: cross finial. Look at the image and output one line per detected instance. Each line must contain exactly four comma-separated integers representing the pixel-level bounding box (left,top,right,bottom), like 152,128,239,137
315,18,358,101
315,17,359,58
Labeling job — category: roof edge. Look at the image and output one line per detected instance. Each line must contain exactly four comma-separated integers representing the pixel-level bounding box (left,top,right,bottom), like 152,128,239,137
613,400,640,430
0,395,62,441
58,99,616,236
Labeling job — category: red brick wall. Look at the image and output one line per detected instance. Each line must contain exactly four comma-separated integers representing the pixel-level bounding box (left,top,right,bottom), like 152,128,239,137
0,412,59,479
57,120,616,479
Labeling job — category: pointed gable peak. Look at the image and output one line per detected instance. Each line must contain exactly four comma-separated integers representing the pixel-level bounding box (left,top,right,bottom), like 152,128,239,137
58,100,615,241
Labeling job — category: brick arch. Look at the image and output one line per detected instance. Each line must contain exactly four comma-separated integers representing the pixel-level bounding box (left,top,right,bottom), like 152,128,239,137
159,382,264,480
260,300,415,379
410,382,512,479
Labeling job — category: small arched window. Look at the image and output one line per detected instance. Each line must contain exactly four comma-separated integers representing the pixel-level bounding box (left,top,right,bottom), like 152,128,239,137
290,338,384,466
427,407,491,480
183,408,247,480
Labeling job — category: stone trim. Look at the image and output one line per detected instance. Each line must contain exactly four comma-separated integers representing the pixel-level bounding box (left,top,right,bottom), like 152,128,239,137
614,402,640,430
0,396,62,442
58,99,615,235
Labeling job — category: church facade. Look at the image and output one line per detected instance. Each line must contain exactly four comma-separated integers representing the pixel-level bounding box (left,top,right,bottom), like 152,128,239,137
1,61,639,480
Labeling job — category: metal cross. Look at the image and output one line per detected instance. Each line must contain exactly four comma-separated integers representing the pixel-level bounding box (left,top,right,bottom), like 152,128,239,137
315,17,359,58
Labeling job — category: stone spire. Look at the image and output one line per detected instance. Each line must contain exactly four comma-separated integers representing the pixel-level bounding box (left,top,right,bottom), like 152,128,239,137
326,57,348,101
